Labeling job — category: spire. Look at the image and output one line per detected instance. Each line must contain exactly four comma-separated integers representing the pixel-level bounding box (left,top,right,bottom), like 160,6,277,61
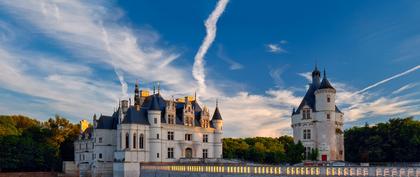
157,82,160,94
319,68,335,90
153,82,156,94
194,91,197,101
212,99,222,120
311,64,321,87
134,80,140,107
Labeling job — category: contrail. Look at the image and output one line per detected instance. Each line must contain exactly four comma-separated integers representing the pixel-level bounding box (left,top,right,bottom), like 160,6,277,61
101,26,129,100
192,0,229,98
114,68,129,100
353,65,420,95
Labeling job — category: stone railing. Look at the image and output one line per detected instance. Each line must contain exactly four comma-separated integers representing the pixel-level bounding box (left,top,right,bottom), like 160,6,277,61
141,164,420,177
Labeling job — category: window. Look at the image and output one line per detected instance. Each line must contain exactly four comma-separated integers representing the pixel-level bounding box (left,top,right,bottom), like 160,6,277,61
302,109,311,119
168,131,174,140
98,137,102,143
154,118,157,124
99,153,103,159
185,134,192,141
86,143,88,149
139,134,144,149
79,144,81,150
157,134,160,139
120,133,122,149
168,115,175,124
303,129,311,140
327,113,331,119
203,134,208,143
133,133,137,149
168,148,174,159
327,96,331,102
125,133,129,149
157,153,160,158
203,149,208,159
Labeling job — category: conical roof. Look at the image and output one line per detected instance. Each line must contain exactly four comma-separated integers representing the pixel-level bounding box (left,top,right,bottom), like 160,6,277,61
212,107,222,120
319,70,335,90
149,94,160,111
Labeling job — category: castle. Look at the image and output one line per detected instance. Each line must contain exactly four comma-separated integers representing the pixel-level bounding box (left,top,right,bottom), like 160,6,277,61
74,82,223,177
291,66,344,161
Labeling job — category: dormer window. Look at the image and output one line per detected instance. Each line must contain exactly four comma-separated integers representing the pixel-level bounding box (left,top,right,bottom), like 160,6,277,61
302,108,311,119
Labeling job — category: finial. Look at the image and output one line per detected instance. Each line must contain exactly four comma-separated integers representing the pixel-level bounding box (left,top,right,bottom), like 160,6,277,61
216,98,219,107
153,82,156,94
194,91,197,101
157,81,160,94
323,68,327,77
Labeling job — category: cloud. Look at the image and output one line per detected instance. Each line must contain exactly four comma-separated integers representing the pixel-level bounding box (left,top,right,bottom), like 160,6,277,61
298,72,312,83
392,83,418,95
353,65,420,95
193,0,229,99
217,45,243,70
0,0,192,94
266,43,286,53
0,46,119,120
269,65,289,87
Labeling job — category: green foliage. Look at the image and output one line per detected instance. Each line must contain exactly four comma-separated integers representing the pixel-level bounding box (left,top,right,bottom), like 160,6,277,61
308,148,319,161
345,117,420,162
223,136,304,164
0,115,80,172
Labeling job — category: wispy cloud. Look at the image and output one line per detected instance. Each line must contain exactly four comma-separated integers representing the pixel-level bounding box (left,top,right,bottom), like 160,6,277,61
392,83,418,95
193,0,229,98
298,72,312,83
217,45,243,70
353,65,420,95
266,43,287,54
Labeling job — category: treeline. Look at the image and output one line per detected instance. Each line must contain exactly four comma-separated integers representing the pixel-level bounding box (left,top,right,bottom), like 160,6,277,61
223,136,305,164
345,117,420,162
0,115,80,172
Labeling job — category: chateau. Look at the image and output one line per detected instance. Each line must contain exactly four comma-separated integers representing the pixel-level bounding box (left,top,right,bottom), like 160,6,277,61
291,66,344,161
74,82,223,177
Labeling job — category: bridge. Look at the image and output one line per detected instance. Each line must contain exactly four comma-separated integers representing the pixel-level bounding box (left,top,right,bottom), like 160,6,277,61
139,164,420,177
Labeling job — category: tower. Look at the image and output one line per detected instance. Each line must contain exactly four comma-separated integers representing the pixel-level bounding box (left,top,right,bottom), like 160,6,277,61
211,100,223,158
147,94,162,162
291,66,344,161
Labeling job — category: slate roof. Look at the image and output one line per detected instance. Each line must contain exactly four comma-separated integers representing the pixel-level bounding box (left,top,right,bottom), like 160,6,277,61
212,107,222,120
319,70,335,90
96,115,118,129
293,68,341,115
96,93,218,128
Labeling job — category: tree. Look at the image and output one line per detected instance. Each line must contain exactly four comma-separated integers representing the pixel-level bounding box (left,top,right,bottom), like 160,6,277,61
345,117,420,162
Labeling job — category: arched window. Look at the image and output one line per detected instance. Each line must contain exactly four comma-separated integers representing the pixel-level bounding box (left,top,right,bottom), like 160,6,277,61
133,133,137,149
125,133,129,149
139,133,144,149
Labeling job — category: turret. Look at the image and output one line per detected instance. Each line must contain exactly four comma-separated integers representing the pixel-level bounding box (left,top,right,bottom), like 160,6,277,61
211,100,223,131
315,69,336,112
312,65,321,88
211,99,223,158
148,94,162,162
148,95,161,127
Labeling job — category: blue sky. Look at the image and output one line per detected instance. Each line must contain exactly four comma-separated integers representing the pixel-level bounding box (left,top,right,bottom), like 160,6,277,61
0,0,419,137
